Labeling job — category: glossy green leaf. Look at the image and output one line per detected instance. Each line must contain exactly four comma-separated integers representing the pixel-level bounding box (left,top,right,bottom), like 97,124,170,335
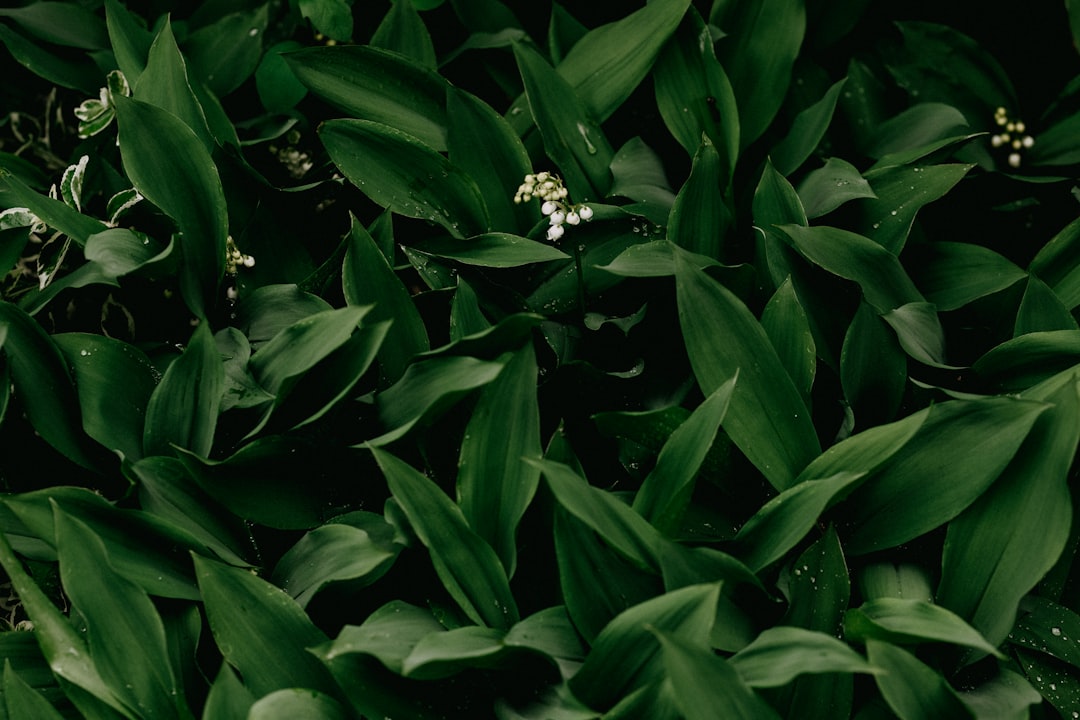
771,78,847,176
1010,595,1080,667
371,0,435,68
373,447,519,629
547,0,693,124
608,137,676,211
447,88,533,233
286,45,450,150
761,277,816,402
255,40,307,112
131,455,254,568
668,135,729,259
1013,648,1080,719
321,118,488,238
178,436,346,530
867,640,974,720
653,8,738,173
54,509,184,719
0,24,99,93
321,601,443,674
840,301,907,429
842,397,1047,553
420,311,543,361
846,598,1003,657
413,233,570,268
959,668,1041,720
860,163,973,254
0,3,108,49
399,626,511,679
216,328,274,412
867,102,970,159
299,0,353,41
734,471,865,572
513,42,613,201
915,241,1027,311
880,301,949,367
234,284,334,347
249,304,370,395
271,513,402,608
730,626,878,688
458,344,542,576
83,228,173,278
105,0,153,85
655,630,780,720
194,554,338,698
0,302,102,470
796,404,928,482
371,355,506,445
248,688,349,720
113,95,227,319
568,584,719,711
711,0,805,148
0,529,126,715
136,20,212,148
3,661,65,720
182,5,268,96
796,156,877,219
143,322,222,458
675,246,820,490
504,606,587,677
1015,274,1079,335
54,333,157,462
937,374,1080,649
973,330,1080,390
632,378,735,535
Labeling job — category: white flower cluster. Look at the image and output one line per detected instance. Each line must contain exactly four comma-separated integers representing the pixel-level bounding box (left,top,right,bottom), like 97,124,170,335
514,171,593,241
990,107,1035,168
225,235,254,276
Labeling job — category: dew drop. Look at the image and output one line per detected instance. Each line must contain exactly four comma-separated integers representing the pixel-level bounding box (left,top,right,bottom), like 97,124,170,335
248,27,259,37
1053,627,1063,636
577,122,597,155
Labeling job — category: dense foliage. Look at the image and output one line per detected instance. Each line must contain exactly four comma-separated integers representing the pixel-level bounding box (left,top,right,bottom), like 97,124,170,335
2,0,1080,717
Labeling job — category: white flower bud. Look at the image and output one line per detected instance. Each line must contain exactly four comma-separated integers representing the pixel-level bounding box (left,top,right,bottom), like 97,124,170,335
991,135,1003,147
1008,153,1021,168
541,201,558,215
1015,121,1026,133
1022,136,1034,148
579,206,594,221
243,255,255,268
536,172,549,182
565,211,580,225
550,210,566,225
547,224,565,241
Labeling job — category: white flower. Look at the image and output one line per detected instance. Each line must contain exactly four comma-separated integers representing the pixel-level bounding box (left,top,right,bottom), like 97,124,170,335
565,211,580,225
1022,136,1035,148
550,210,566,225
541,201,558,216
1008,153,1021,168
579,206,594,221
547,224,565,241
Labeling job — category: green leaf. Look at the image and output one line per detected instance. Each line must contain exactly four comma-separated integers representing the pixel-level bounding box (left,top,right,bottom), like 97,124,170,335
0,302,102,470
846,598,1004,658
321,601,443,674
83,228,172,278
458,344,542,576
609,137,677,210
286,45,450,151
1010,595,1080,667
796,404,928,482
202,664,254,720
54,509,184,719
447,88,534,234
134,19,213,151
547,0,693,124
105,0,153,85
255,40,308,112
675,246,820,490
194,554,338,698
513,42,613,201
371,355,506,446
0,3,108,49
372,448,519,629
959,668,1041,720
113,95,227,319
569,584,720,711
321,118,488,238
1013,648,1080,720
734,471,866,572
370,0,435,68
182,5,268,96
915,241,1027,311
3,661,66,720
143,322,222,458
860,163,973,254
178,436,346,530
234,284,334,347
841,301,907,429
53,333,157,462
711,0,806,148
0,166,107,246
632,378,735,535
0,24,99,93
414,233,570,268
656,631,780,720
730,626,879,688
0,529,127,715
867,640,975,720
761,277,817,402
248,688,350,720
298,0,354,41
796,157,877,219
973,330,1080,390
668,135,730,259
1014,275,1079,335
271,513,402,608
842,397,1047,554
771,78,847,176
866,103,970,159
653,8,739,173
937,374,1080,649
881,301,949,367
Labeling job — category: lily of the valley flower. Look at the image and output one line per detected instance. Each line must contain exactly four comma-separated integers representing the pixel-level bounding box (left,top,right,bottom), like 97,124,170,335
991,106,1035,168
514,171,593,242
